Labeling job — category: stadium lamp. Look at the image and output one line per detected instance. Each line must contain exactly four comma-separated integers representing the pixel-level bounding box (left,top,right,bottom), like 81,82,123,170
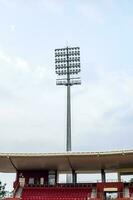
54,47,81,152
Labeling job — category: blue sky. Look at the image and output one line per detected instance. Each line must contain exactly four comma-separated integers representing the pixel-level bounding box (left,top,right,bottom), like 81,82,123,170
0,0,133,190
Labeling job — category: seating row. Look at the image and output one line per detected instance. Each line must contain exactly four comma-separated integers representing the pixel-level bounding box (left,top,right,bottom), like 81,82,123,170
22,188,91,200
22,198,87,200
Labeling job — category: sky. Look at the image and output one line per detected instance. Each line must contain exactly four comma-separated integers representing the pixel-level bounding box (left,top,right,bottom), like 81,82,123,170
0,0,133,191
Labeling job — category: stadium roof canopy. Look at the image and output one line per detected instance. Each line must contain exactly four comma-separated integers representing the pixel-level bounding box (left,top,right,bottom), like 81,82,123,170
1,150,133,173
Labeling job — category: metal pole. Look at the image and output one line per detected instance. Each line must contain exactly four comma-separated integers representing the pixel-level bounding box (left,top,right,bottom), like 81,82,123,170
66,47,71,183
66,47,71,151
55,46,81,183
66,85,71,151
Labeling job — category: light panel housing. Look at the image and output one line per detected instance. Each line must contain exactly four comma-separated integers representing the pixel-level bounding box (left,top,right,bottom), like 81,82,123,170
55,47,81,86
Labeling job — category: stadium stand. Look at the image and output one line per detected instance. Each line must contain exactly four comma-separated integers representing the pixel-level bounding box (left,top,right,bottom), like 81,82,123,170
1,151,133,200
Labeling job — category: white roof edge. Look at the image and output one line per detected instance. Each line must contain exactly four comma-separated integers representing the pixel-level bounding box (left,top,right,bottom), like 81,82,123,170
0,149,133,157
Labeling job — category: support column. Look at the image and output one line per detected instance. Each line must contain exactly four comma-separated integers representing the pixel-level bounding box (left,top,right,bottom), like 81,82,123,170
56,172,59,184
55,170,58,184
117,172,121,182
101,169,106,182
72,170,77,184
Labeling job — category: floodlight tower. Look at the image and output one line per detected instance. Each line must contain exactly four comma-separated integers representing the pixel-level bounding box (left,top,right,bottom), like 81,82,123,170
55,47,81,152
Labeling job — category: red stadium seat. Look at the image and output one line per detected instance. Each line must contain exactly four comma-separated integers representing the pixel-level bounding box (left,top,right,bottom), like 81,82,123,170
22,187,92,200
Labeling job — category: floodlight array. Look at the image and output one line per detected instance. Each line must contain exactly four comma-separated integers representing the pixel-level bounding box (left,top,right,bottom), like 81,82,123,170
55,47,81,85
55,47,80,57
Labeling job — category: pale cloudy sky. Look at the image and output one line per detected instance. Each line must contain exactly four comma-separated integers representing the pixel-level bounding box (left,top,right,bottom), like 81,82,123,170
0,0,133,190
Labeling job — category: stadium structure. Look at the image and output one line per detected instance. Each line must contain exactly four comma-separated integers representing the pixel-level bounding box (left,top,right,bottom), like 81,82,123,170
1,150,133,200
1,47,133,200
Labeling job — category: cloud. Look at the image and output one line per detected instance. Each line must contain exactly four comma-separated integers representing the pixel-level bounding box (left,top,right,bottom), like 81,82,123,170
0,51,53,89
72,64,133,151
0,50,65,152
1,49,133,154
15,57,30,72
0,51,12,64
